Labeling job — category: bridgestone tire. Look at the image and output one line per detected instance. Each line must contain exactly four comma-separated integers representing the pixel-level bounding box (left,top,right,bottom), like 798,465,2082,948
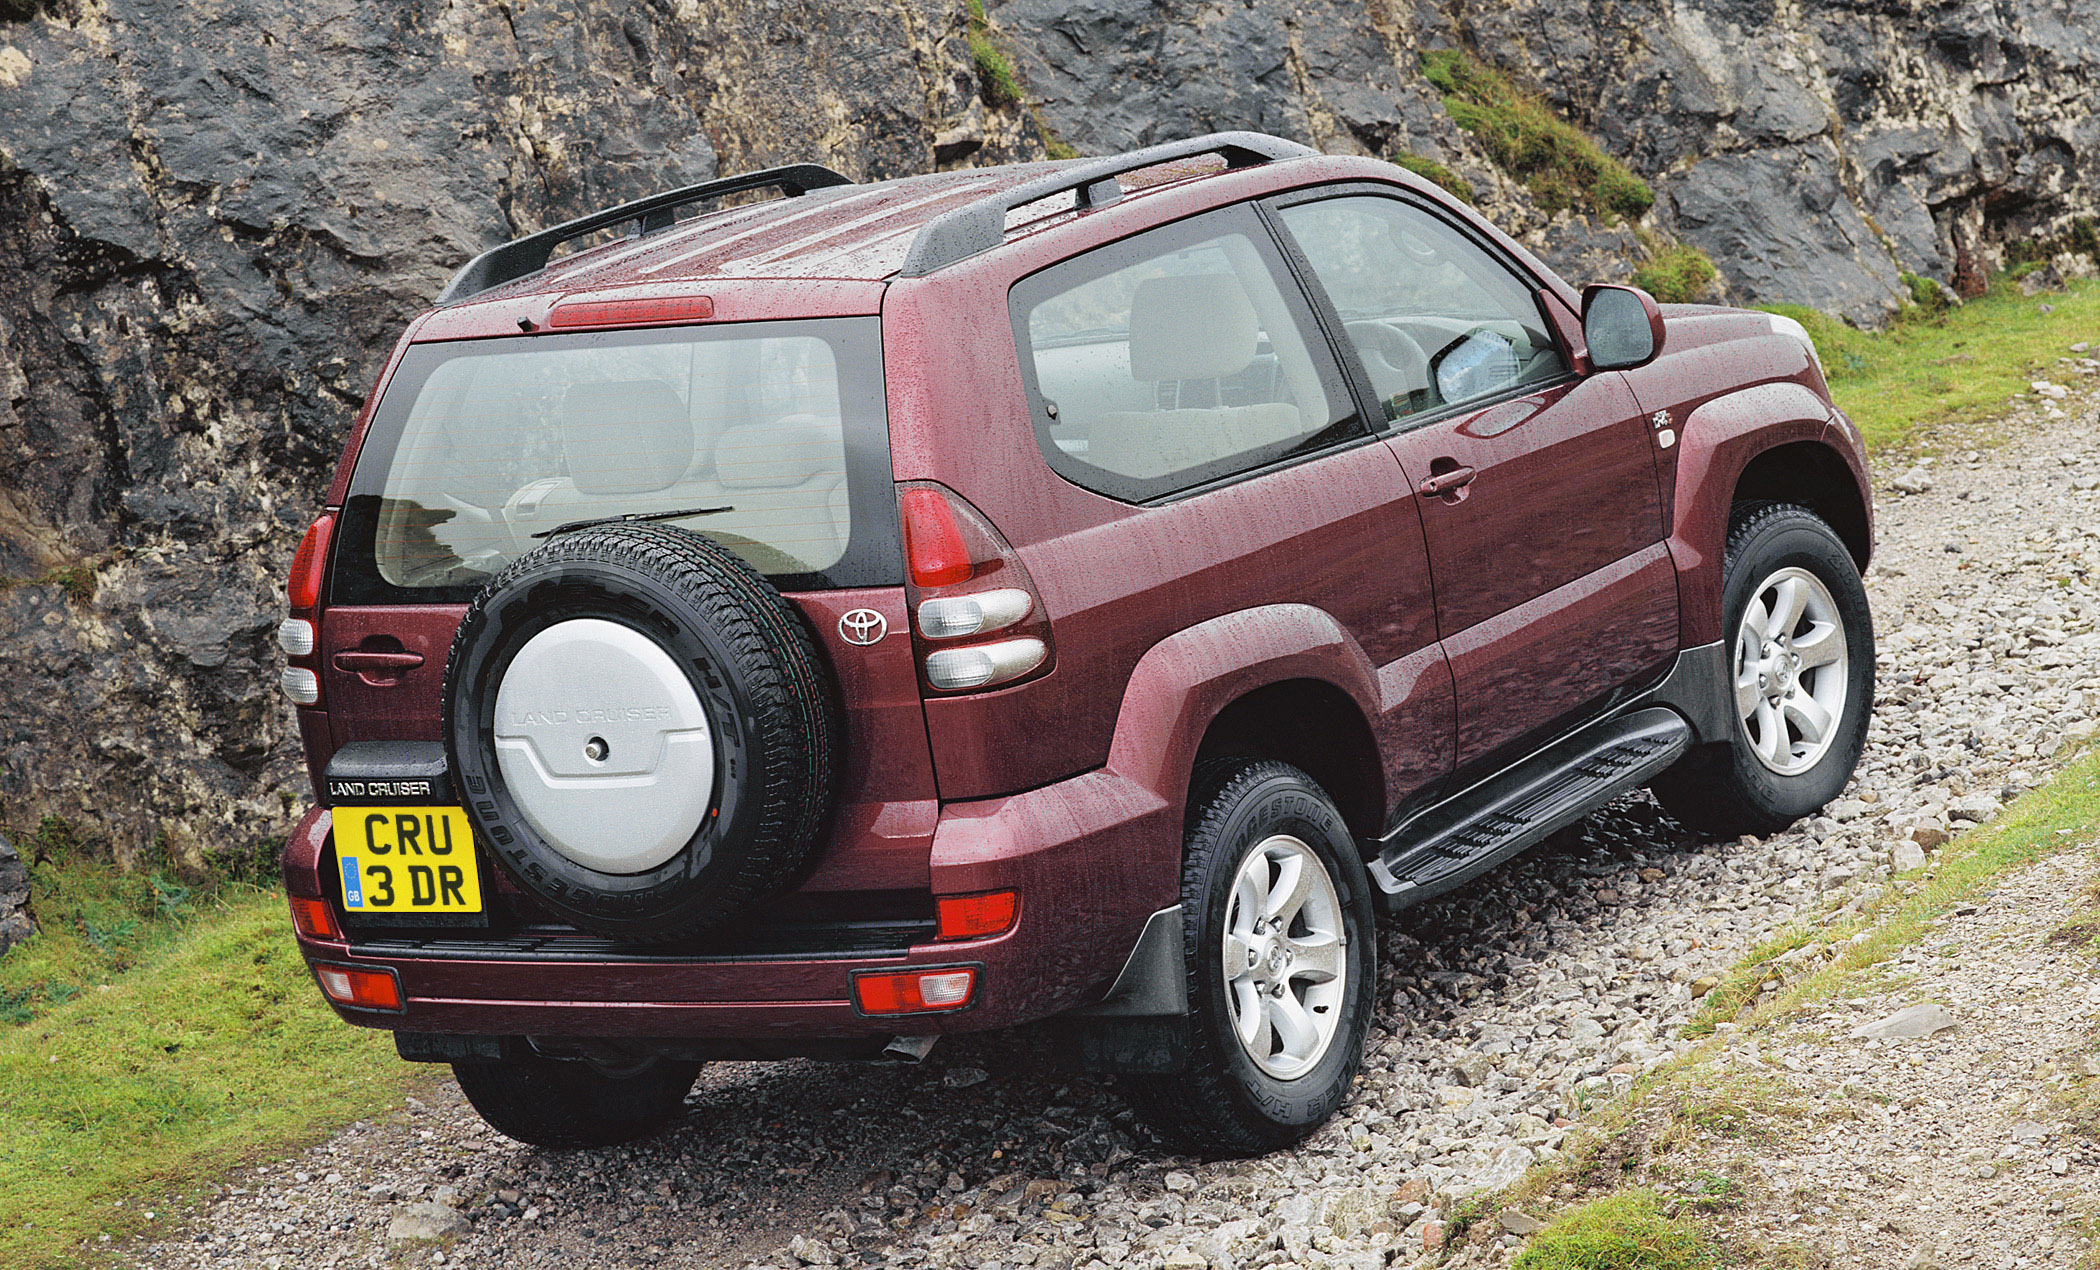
443,523,840,942
1651,502,1874,836
452,1054,702,1148
1127,760,1376,1157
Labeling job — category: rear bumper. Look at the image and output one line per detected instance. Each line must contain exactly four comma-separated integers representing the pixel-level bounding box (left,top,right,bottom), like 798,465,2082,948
284,767,1180,1040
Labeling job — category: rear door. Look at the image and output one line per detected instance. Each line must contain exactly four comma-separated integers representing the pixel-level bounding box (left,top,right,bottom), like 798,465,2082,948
1269,190,1678,772
322,316,937,896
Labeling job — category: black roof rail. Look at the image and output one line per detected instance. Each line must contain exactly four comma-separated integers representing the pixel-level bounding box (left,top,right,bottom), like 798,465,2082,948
896,131,1316,279
434,163,857,306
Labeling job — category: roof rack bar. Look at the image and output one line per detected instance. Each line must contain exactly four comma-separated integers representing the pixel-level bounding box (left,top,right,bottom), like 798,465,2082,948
896,131,1315,279
435,163,857,306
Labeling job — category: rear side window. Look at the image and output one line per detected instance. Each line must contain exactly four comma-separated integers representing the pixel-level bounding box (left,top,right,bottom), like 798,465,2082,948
1010,205,1361,504
333,317,900,604
1274,195,1568,424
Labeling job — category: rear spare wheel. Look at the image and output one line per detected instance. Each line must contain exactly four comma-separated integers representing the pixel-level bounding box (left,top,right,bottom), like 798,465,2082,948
442,523,839,941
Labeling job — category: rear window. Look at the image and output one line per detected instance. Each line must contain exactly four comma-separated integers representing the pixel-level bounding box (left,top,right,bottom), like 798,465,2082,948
332,317,900,604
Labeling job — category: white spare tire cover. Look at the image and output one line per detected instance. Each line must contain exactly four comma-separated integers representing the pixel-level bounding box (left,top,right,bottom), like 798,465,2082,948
492,619,716,874
442,523,841,943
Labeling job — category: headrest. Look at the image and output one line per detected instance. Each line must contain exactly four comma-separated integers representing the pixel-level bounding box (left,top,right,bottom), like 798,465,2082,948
561,379,691,495
713,416,840,489
1127,274,1259,381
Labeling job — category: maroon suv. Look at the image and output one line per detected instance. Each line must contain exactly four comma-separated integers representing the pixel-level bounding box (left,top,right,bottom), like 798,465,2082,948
279,133,1873,1155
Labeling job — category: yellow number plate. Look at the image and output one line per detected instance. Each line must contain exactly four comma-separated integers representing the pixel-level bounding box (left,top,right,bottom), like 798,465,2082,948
336,807,485,915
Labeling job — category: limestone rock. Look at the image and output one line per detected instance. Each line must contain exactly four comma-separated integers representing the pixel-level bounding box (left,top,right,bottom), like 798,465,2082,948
386,1202,469,1242
1851,1003,1958,1040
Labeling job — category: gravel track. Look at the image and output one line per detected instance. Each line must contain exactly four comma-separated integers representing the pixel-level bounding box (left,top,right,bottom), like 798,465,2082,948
134,357,2100,1270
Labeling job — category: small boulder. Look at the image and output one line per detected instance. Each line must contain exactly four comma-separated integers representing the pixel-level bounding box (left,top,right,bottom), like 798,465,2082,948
1850,1003,1957,1040
1890,841,1927,872
1500,1209,1546,1235
387,1202,469,1242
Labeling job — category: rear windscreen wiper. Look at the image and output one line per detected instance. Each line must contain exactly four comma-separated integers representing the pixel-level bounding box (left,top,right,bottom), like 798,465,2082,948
533,505,736,539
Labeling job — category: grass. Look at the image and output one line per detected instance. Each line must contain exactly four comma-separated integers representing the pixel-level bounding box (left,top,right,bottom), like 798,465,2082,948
0,890,422,1270
1763,274,2100,452
1394,152,1474,204
1421,48,1653,224
964,0,1022,108
1511,1190,1722,1269
0,561,98,605
1632,245,1718,304
0,824,428,1268
1479,747,2100,1260
0,819,219,1026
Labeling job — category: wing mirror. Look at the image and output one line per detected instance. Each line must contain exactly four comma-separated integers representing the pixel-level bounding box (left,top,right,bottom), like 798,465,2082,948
1581,284,1666,371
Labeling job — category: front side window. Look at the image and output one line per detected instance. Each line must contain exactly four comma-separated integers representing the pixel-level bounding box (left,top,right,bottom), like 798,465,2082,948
334,317,899,603
1011,206,1359,503
1275,195,1568,424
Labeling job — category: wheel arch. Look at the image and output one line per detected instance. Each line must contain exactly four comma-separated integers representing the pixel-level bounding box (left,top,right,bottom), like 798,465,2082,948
1191,678,1384,842
1669,388,1872,647
1102,604,1388,842
1730,439,1871,569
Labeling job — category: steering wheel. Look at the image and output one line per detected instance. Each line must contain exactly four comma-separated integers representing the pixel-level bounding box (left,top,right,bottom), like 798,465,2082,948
1344,320,1435,420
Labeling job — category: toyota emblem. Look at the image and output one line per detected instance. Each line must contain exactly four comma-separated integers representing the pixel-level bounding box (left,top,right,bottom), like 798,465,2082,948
839,609,887,646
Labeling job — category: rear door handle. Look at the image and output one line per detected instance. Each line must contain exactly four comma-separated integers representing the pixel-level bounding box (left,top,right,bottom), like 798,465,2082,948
332,651,426,672
1417,465,1477,498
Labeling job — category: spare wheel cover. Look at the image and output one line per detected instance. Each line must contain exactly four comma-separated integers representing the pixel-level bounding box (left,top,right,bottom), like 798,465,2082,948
442,523,840,942
492,618,716,874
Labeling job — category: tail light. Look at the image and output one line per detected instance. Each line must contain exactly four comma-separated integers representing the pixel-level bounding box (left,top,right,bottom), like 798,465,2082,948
287,513,335,611
897,482,1052,694
281,514,333,707
854,966,978,1014
312,962,404,1012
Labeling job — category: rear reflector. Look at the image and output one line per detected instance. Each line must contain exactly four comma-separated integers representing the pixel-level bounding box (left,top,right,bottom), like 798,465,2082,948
936,891,1018,941
288,896,342,941
312,963,403,1012
900,488,973,588
287,513,334,611
854,967,978,1015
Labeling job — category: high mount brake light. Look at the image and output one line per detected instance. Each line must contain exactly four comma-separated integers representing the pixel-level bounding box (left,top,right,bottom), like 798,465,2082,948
895,483,1053,694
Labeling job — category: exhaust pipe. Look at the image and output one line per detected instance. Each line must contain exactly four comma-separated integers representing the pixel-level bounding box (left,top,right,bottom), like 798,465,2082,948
882,1035,939,1062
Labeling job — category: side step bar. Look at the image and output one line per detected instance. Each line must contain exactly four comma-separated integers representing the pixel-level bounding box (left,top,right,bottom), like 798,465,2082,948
1367,707,1692,912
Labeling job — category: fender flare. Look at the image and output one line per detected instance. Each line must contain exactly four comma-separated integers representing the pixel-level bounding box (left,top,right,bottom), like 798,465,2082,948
1102,602,1383,821
1668,383,1865,647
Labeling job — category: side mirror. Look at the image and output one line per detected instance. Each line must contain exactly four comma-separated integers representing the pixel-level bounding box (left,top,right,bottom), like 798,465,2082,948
1581,284,1666,371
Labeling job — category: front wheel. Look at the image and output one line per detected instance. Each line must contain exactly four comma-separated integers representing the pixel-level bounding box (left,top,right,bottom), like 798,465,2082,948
1652,502,1874,836
1126,760,1376,1157
452,1052,702,1148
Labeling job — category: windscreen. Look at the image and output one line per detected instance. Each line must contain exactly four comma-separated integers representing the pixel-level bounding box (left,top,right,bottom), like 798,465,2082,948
333,317,900,603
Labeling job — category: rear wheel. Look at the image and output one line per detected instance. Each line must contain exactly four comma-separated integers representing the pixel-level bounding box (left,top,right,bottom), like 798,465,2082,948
1127,760,1375,1157
1652,502,1873,836
452,1053,702,1148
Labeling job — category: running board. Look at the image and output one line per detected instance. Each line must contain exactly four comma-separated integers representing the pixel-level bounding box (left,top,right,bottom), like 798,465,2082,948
1367,707,1692,912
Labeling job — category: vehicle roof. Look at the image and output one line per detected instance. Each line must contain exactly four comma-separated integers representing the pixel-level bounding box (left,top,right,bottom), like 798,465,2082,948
458,163,1073,304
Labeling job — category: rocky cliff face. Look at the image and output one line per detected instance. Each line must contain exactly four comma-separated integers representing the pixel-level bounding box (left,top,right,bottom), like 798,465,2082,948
0,0,2092,879
994,0,2100,321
